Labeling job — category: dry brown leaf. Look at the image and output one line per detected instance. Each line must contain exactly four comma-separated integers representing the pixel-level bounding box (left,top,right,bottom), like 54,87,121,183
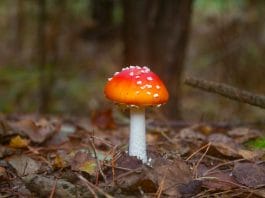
227,127,262,143
9,135,29,148
237,149,261,160
7,155,41,176
208,133,242,158
152,158,192,196
114,156,192,197
70,150,97,175
0,166,7,180
10,119,58,143
179,127,206,142
232,162,265,188
53,154,67,169
91,109,116,130
202,171,239,190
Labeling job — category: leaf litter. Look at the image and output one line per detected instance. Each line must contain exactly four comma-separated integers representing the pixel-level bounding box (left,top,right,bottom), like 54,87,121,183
0,114,264,197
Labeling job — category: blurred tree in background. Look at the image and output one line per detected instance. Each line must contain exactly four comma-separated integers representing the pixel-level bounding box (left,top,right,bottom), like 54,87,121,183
123,0,193,118
0,0,264,122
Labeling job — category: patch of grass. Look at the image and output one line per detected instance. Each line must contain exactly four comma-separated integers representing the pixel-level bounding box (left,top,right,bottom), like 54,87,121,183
247,137,265,149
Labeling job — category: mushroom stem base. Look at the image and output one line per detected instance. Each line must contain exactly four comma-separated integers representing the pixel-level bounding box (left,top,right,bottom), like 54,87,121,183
129,108,147,163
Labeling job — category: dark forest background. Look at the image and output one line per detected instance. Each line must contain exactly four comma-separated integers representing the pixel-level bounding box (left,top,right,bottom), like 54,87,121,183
0,0,264,123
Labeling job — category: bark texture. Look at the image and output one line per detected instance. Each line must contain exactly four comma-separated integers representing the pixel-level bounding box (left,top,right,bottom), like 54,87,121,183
123,0,193,118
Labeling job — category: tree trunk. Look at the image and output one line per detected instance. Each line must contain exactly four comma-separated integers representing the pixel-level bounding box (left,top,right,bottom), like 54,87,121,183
91,0,114,28
37,0,49,113
15,0,25,54
123,0,150,65
151,0,193,118
122,0,193,118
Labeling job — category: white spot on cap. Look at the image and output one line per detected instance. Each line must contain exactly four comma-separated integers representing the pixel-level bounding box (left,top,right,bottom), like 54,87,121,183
108,78,112,81
129,72,134,76
122,67,129,71
130,66,135,69
135,75,140,79
114,72,119,76
140,86,145,90
153,93,159,98
156,104,161,107
141,69,149,74
156,85,160,89
147,76,153,81
143,66,150,71
136,80,142,85
136,91,140,95
136,66,141,69
146,84,152,88
146,91,151,95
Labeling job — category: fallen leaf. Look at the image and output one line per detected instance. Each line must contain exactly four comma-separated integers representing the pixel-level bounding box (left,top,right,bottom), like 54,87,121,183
79,160,97,175
237,149,261,160
7,155,41,176
114,155,192,197
152,158,192,196
91,109,116,130
0,145,15,158
53,154,67,169
0,119,16,140
10,119,58,143
47,123,76,145
208,133,241,158
70,150,97,176
202,171,238,190
195,124,213,135
232,162,265,187
22,174,82,198
178,180,202,197
227,127,262,143
9,135,29,148
0,166,7,180
179,127,206,142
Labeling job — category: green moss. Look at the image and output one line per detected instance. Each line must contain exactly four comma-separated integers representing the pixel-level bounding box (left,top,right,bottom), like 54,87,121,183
247,137,265,149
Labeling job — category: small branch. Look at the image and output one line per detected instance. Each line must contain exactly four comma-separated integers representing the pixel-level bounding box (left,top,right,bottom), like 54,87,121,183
89,135,107,183
77,174,113,198
184,77,265,109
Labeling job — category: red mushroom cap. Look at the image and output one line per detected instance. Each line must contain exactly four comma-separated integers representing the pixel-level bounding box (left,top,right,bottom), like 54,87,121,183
104,66,169,107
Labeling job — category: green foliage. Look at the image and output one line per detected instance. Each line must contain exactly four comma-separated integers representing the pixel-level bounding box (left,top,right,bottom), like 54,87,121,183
247,137,265,149
0,67,39,112
195,0,246,14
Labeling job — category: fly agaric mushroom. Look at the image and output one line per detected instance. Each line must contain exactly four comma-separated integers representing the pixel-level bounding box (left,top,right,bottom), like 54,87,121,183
104,66,169,163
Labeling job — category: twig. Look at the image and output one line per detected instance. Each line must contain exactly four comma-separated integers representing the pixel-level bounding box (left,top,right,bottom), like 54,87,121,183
156,175,166,198
196,176,248,189
104,164,136,171
185,143,211,161
49,179,57,198
77,174,114,198
184,77,265,109
204,158,245,175
111,148,115,185
194,143,211,178
77,174,98,198
88,135,107,183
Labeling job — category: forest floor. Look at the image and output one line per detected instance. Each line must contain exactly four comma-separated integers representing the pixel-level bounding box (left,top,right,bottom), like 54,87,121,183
0,112,265,198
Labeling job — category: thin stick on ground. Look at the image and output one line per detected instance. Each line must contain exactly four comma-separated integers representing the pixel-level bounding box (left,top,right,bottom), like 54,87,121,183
77,174,114,198
204,158,245,175
184,76,265,109
185,143,211,161
156,175,166,198
194,143,211,178
77,174,98,198
88,135,107,183
49,179,57,198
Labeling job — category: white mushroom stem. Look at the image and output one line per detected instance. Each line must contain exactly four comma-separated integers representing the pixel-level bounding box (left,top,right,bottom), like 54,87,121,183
129,107,147,163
